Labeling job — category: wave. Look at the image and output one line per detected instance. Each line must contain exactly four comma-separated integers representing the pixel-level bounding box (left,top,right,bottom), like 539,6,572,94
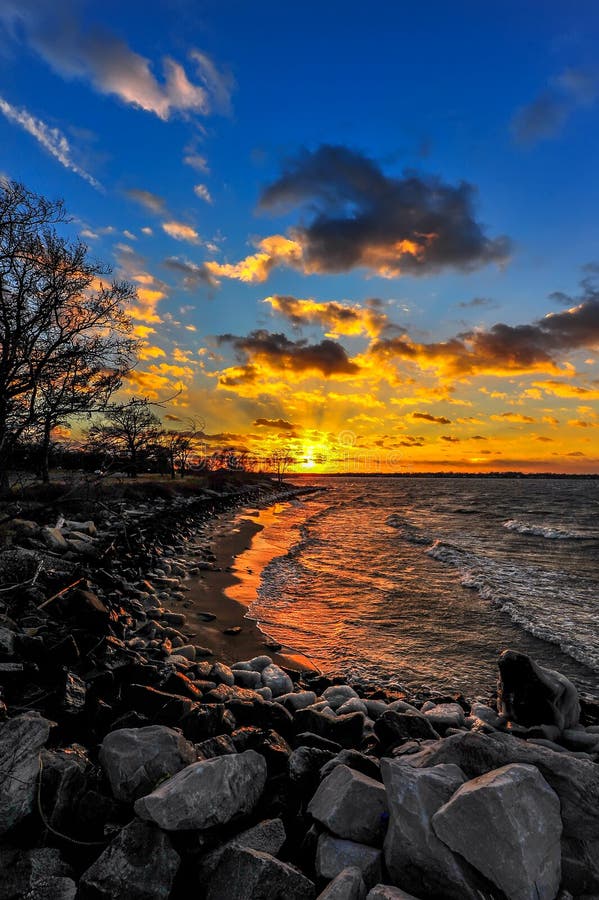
385,513,431,545
503,519,591,540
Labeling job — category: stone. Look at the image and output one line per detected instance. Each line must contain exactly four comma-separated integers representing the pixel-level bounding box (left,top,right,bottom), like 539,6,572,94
337,698,369,716
316,834,382,889
0,846,73,900
317,866,367,899
234,669,263,690
561,837,599,895
432,763,561,900
320,750,381,783
39,745,90,837
374,710,439,748
99,725,197,803
248,655,273,671
279,690,318,712
309,765,388,846
294,708,365,748
470,701,501,727
406,730,599,839
423,703,465,732
134,749,267,830
560,729,599,753
290,746,336,790
0,711,52,834
79,819,179,900
0,626,16,657
261,663,294,697
210,662,235,686
206,847,315,900
198,817,287,880
366,888,422,900
381,759,487,900
322,685,360,710
498,650,580,730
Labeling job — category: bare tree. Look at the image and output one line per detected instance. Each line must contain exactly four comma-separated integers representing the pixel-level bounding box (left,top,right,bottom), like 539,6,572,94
0,180,138,490
87,398,161,477
268,448,296,484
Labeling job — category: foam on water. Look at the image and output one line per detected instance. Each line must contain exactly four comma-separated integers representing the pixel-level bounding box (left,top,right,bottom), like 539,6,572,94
502,519,592,540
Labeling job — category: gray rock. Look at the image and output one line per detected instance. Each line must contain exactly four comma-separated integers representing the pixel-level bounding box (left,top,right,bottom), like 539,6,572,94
0,846,73,900
433,763,561,900
175,644,196,661
498,650,580,730
0,711,52,835
336,699,369,716
26,875,78,899
0,626,16,657
206,847,315,900
233,669,263,690
309,765,388,846
99,725,197,803
322,685,360,709
316,834,382,889
470,701,501,727
134,749,267,830
374,710,439,748
423,703,465,732
381,760,486,900
261,663,294,697
320,750,381,783
210,662,235,686
198,818,286,880
256,686,273,700
317,866,367,899
366,887,422,900
364,700,388,720
41,526,68,551
405,730,599,838
279,690,318,712
561,837,599,895
248,655,273,671
79,819,179,900
561,729,599,753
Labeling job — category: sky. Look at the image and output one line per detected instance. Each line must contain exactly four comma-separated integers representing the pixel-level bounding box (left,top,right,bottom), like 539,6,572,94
1,0,599,473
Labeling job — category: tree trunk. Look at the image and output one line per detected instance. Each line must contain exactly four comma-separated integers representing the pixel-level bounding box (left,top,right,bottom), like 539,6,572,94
40,419,52,483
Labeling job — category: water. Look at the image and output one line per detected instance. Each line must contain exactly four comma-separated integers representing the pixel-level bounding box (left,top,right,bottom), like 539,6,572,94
235,477,599,695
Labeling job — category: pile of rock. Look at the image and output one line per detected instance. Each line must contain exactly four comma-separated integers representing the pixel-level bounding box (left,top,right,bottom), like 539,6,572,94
0,645,598,899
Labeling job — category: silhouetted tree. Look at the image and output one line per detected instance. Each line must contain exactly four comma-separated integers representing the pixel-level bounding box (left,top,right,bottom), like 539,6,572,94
0,180,138,490
268,448,296,483
87,398,161,476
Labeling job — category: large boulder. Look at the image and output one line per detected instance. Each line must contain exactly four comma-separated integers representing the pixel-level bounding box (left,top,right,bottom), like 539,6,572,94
405,730,599,839
374,711,439,749
134,749,266,830
317,866,367,899
432,763,562,900
380,760,490,900
79,819,180,900
498,650,580,730
316,834,382,889
197,818,286,880
294,709,365,748
206,847,315,900
561,836,599,896
309,764,388,846
0,711,52,835
261,664,294,697
423,703,465,733
99,725,197,802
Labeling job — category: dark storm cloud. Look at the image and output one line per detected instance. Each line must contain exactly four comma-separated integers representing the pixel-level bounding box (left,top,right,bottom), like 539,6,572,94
217,329,360,377
258,145,511,277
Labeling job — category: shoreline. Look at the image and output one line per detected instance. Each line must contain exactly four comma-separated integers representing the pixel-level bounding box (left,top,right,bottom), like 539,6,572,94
184,504,318,673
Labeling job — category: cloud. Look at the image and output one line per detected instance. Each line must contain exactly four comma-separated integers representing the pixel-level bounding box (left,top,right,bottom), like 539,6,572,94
205,235,302,283
511,67,598,146
126,188,167,214
162,221,201,244
0,2,231,121
412,412,451,424
0,95,100,188
217,329,361,380
373,275,599,378
194,184,213,203
250,144,510,279
458,296,498,309
184,152,209,172
491,412,536,423
163,256,215,288
253,418,295,430
264,295,395,338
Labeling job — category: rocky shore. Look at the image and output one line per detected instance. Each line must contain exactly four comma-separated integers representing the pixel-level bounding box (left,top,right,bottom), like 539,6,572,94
0,481,598,899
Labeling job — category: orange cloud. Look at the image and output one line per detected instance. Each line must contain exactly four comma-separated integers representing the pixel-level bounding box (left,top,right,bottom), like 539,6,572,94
205,235,302,283
264,295,391,338
162,220,201,244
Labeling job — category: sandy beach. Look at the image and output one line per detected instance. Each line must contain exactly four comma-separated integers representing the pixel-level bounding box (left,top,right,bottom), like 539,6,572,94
183,503,318,673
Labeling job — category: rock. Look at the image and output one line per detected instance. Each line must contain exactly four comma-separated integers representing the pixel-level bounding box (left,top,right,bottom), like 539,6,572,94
41,526,68,552
317,866,367,899
322,685,360,709
198,817,287,880
261,663,294,697
0,846,73,900
366,887,422,900
224,626,242,636
423,703,465,732
0,711,52,835
406,730,599,839
561,837,599,895
320,750,381,783
134,749,267,830
79,818,180,900
122,684,194,724
99,725,197,803
374,710,439,748
432,763,561,900
196,734,237,759
234,670,263,690
295,733,343,753
0,626,16,657
470,701,501,727
560,729,599,753
179,703,235,742
290,746,336,790
498,650,580,730
210,662,235,686
59,671,86,715
204,683,264,704
309,765,388,846
206,847,315,900
279,691,318,712
316,834,382,889
294,709,365,749
39,745,90,837
175,644,196,661
381,760,486,900
337,699,369,716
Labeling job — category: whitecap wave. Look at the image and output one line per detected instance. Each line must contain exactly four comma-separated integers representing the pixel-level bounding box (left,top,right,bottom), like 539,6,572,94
503,519,591,540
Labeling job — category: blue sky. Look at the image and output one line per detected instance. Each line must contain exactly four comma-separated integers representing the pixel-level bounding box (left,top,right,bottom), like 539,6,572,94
1,0,598,471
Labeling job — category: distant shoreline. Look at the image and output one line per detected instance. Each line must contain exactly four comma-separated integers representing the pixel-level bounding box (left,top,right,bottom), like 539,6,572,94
289,471,599,478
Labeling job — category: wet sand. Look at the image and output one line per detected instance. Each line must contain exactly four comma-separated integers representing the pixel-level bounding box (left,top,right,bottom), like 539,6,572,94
184,505,318,672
